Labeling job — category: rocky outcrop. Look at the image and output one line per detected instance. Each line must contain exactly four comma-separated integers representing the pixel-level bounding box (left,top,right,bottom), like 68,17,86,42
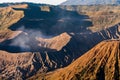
40,6,50,12
0,7,24,29
0,7,24,43
36,32,71,51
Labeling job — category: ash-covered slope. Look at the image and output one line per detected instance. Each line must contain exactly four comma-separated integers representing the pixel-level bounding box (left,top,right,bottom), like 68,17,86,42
1,3,120,80
61,0,120,5
0,4,92,79
31,40,120,80
1,6,120,79
0,33,72,80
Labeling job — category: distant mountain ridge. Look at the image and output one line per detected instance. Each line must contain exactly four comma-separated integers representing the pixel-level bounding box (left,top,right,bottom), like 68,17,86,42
0,2,49,7
61,0,120,5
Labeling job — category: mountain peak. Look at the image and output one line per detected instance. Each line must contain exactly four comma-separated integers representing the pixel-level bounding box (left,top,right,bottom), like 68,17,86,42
61,0,120,5
31,40,120,80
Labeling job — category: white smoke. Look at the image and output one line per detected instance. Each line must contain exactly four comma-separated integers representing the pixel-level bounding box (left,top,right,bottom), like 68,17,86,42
10,26,52,52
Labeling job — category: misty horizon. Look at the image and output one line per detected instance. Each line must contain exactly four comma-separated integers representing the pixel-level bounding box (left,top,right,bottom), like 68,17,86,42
0,0,67,5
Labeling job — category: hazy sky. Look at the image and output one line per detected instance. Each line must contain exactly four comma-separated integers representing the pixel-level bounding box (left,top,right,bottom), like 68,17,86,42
0,0,67,5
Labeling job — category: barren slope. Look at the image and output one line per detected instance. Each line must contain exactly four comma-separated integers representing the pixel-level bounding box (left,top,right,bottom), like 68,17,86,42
0,6,24,42
1,3,120,80
60,5,120,32
36,32,71,51
30,40,120,80
0,7,24,29
0,33,73,80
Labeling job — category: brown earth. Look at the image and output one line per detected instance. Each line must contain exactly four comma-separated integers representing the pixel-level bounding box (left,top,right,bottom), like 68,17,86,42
0,32,72,80
36,32,71,51
30,40,120,80
0,6,24,42
61,5,120,32
0,3,120,80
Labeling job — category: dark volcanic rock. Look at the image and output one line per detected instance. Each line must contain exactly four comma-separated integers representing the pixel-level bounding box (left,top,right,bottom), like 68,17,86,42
31,40,120,80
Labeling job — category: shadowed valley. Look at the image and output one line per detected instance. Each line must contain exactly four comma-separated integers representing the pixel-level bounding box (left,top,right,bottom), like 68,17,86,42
0,3,120,80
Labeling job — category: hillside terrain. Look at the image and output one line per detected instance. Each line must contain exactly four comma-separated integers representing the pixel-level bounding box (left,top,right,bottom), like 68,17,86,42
60,5,120,32
30,40,120,80
0,3,120,79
